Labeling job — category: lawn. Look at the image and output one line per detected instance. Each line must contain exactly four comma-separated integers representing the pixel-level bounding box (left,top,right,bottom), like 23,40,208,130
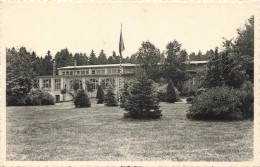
6,101,253,161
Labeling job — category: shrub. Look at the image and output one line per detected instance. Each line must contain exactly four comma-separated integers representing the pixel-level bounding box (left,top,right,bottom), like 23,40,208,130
186,85,253,120
123,69,162,119
166,80,177,103
74,90,91,108
120,82,130,108
25,89,54,106
96,85,104,104
156,83,180,102
104,86,118,106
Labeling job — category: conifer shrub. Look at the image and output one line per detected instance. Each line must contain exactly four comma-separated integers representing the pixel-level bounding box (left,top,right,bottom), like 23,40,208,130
166,80,177,103
25,89,54,105
120,82,130,108
123,70,162,119
74,90,91,108
96,85,104,104
104,86,118,106
186,84,253,120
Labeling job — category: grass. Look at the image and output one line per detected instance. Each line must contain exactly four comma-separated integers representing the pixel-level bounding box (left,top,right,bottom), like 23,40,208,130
6,101,253,161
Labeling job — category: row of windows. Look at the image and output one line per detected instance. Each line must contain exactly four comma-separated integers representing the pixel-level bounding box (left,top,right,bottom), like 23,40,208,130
42,78,115,90
61,68,122,76
43,79,61,89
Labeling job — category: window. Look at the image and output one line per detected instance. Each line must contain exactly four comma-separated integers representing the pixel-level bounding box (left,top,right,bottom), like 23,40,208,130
86,70,89,74
108,69,112,74
66,71,69,75
62,71,65,75
70,71,73,75
55,79,61,89
43,79,51,88
112,68,119,74
92,70,96,75
81,71,85,75
70,79,82,90
77,71,80,75
96,69,105,75
90,79,98,89
101,78,115,88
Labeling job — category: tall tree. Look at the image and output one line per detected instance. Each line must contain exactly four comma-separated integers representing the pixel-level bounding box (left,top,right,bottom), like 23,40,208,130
89,50,98,65
98,50,108,64
6,47,36,105
55,48,73,68
42,50,53,75
234,16,254,82
136,41,161,81
74,52,88,65
163,40,188,90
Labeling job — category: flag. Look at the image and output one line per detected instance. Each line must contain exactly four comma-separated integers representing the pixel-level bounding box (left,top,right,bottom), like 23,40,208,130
119,27,125,56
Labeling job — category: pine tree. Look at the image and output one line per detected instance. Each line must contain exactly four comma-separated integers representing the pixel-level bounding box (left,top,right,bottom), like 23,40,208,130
104,85,118,106
74,90,91,108
96,85,104,104
166,80,177,103
120,82,130,108
124,68,162,119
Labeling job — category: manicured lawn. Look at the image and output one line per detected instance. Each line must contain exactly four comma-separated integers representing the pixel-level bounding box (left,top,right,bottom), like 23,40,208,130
6,101,253,161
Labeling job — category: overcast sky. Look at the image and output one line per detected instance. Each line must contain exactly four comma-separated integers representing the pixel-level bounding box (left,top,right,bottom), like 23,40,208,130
3,2,254,58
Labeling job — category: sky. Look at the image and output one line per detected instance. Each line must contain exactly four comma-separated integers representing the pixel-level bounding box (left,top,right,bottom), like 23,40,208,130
2,2,254,58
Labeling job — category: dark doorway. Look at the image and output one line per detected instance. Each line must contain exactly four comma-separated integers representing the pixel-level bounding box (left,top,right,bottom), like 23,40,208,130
55,95,60,103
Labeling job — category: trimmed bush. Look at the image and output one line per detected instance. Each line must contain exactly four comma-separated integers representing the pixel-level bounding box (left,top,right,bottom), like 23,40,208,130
25,89,54,106
74,90,91,108
123,70,162,119
186,84,253,120
96,85,104,104
155,83,180,102
166,80,177,103
104,86,118,106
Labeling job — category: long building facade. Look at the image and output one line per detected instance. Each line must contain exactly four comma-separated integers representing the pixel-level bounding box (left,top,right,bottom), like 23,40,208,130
38,63,137,102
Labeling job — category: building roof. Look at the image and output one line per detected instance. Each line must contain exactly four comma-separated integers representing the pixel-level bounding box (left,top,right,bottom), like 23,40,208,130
184,60,209,64
57,63,138,70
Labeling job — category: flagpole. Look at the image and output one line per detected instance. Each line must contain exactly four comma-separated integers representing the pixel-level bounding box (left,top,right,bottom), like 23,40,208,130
119,24,122,106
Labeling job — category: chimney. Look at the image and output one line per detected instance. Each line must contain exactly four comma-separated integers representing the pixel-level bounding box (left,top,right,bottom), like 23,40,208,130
74,60,77,66
53,59,56,76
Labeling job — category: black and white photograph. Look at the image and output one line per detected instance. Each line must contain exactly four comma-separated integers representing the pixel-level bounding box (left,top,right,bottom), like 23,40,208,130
0,1,258,166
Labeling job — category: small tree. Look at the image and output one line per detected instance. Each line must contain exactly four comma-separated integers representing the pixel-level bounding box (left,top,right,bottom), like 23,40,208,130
96,85,104,104
74,90,91,108
120,82,130,108
124,69,162,119
166,80,177,103
104,85,118,106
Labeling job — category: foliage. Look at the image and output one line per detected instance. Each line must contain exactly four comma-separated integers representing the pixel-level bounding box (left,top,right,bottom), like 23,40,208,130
96,85,105,104
187,85,253,120
155,82,180,102
74,90,91,108
6,47,36,106
104,85,118,106
203,48,247,88
163,40,188,90
98,50,108,64
120,82,130,108
55,48,74,68
166,80,178,103
123,69,162,119
74,52,88,65
89,50,98,65
234,16,254,82
136,41,161,82
25,89,54,106
85,80,94,92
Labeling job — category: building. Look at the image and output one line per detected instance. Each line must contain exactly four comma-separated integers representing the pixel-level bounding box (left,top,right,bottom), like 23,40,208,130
38,62,137,102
